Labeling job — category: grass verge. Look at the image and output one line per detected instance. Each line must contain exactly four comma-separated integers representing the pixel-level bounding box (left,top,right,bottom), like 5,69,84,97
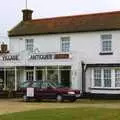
0,107,120,120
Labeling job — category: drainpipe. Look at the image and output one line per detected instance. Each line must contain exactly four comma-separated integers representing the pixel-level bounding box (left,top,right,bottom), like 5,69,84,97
81,61,85,93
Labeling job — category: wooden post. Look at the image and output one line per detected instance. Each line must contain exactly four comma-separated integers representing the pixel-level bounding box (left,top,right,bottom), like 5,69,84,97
58,65,61,84
45,66,47,81
33,66,36,81
4,68,6,90
15,66,17,91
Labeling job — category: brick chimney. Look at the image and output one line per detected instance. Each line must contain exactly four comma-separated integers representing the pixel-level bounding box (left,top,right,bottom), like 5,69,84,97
22,9,33,21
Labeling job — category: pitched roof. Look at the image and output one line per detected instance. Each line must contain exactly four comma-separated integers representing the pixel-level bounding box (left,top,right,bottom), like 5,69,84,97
8,11,120,37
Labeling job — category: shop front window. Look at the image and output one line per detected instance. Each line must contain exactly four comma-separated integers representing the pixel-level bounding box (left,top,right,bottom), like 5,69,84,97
7,71,15,90
93,68,118,88
26,71,33,81
94,68,101,87
24,66,71,88
115,69,120,87
47,70,58,83
104,69,111,87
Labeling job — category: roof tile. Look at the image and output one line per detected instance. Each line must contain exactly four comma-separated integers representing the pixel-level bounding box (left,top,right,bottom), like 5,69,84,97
8,11,120,37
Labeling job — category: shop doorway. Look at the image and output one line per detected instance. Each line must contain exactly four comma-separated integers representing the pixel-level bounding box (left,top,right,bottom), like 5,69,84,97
6,71,15,90
26,71,33,81
60,70,71,87
36,70,42,81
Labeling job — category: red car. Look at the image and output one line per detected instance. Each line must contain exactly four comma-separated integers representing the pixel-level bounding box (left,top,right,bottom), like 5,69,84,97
19,81,81,102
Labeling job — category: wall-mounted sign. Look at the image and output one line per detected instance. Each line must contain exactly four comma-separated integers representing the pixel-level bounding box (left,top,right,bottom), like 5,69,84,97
29,53,70,60
1,53,71,61
2,55,19,61
55,54,69,59
30,54,53,60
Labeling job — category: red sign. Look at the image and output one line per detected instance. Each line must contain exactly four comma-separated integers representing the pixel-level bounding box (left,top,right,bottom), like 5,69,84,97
54,54,69,59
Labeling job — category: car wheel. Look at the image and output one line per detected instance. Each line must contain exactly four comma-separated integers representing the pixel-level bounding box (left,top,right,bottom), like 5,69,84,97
23,95,30,102
56,95,63,102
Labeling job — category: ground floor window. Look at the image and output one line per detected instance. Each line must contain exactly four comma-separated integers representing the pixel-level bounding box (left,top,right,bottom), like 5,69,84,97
94,68,101,87
36,70,42,81
46,66,71,87
60,70,70,87
26,71,33,81
93,68,120,88
6,71,15,90
104,69,111,87
25,66,71,87
115,69,120,87
47,69,58,83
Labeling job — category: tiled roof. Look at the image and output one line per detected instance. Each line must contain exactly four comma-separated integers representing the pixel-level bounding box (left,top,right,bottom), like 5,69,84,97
8,11,120,37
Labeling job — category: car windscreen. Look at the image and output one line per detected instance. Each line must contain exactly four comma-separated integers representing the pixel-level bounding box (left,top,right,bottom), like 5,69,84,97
31,81,41,88
19,81,31,88
48,81,63,88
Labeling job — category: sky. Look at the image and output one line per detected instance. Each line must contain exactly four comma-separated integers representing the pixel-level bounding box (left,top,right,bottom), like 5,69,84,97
0,0,120,41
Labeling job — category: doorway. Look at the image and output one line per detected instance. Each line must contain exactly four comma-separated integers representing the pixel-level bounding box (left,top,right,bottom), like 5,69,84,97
6,71,15,90
60,70,71,87
26,71,33,81
36,70,43,81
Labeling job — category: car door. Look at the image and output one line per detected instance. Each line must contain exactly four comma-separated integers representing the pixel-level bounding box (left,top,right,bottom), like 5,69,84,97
31,81,43,99
40,82,56,99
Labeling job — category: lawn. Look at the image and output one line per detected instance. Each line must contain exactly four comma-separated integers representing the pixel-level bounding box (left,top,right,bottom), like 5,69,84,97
0,107,120,120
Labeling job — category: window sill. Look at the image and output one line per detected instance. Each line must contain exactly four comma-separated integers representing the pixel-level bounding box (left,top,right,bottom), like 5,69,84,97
90,87,120,90
99,52,113,55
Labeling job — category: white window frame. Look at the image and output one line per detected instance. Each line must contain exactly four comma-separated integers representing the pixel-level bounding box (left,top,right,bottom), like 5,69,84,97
115,69,120,87
25,39,34,52
61,37,70,52
26,70,34,81
103,68,111,87
93,68,102,87
92,68,117,89
101,34,112,53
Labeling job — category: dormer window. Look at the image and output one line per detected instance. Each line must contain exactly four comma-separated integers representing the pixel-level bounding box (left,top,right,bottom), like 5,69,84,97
100,34,112,55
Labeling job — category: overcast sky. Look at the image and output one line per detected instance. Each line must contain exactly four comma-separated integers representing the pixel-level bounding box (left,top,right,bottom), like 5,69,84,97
0,0,120,39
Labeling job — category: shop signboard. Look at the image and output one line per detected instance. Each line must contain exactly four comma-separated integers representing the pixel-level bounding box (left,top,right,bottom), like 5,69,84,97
1,52,71,61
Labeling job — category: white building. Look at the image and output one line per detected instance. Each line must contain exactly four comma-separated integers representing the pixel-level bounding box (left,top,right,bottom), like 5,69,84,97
1,9,120,96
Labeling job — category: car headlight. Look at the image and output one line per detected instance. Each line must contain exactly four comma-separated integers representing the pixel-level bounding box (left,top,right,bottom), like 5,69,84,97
68,91,75,95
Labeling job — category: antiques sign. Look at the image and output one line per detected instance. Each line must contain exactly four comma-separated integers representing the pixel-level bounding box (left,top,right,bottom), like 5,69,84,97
2,53,70,61
29,53,70,60
30,54,53,60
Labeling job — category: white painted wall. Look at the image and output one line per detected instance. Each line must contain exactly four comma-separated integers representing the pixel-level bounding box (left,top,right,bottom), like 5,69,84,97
9,35,60,53
9,30,120,93
85,68,92,93
9,31,120,64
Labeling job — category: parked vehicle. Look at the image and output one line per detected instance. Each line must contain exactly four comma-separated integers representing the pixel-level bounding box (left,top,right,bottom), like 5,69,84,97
19,80,81,102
